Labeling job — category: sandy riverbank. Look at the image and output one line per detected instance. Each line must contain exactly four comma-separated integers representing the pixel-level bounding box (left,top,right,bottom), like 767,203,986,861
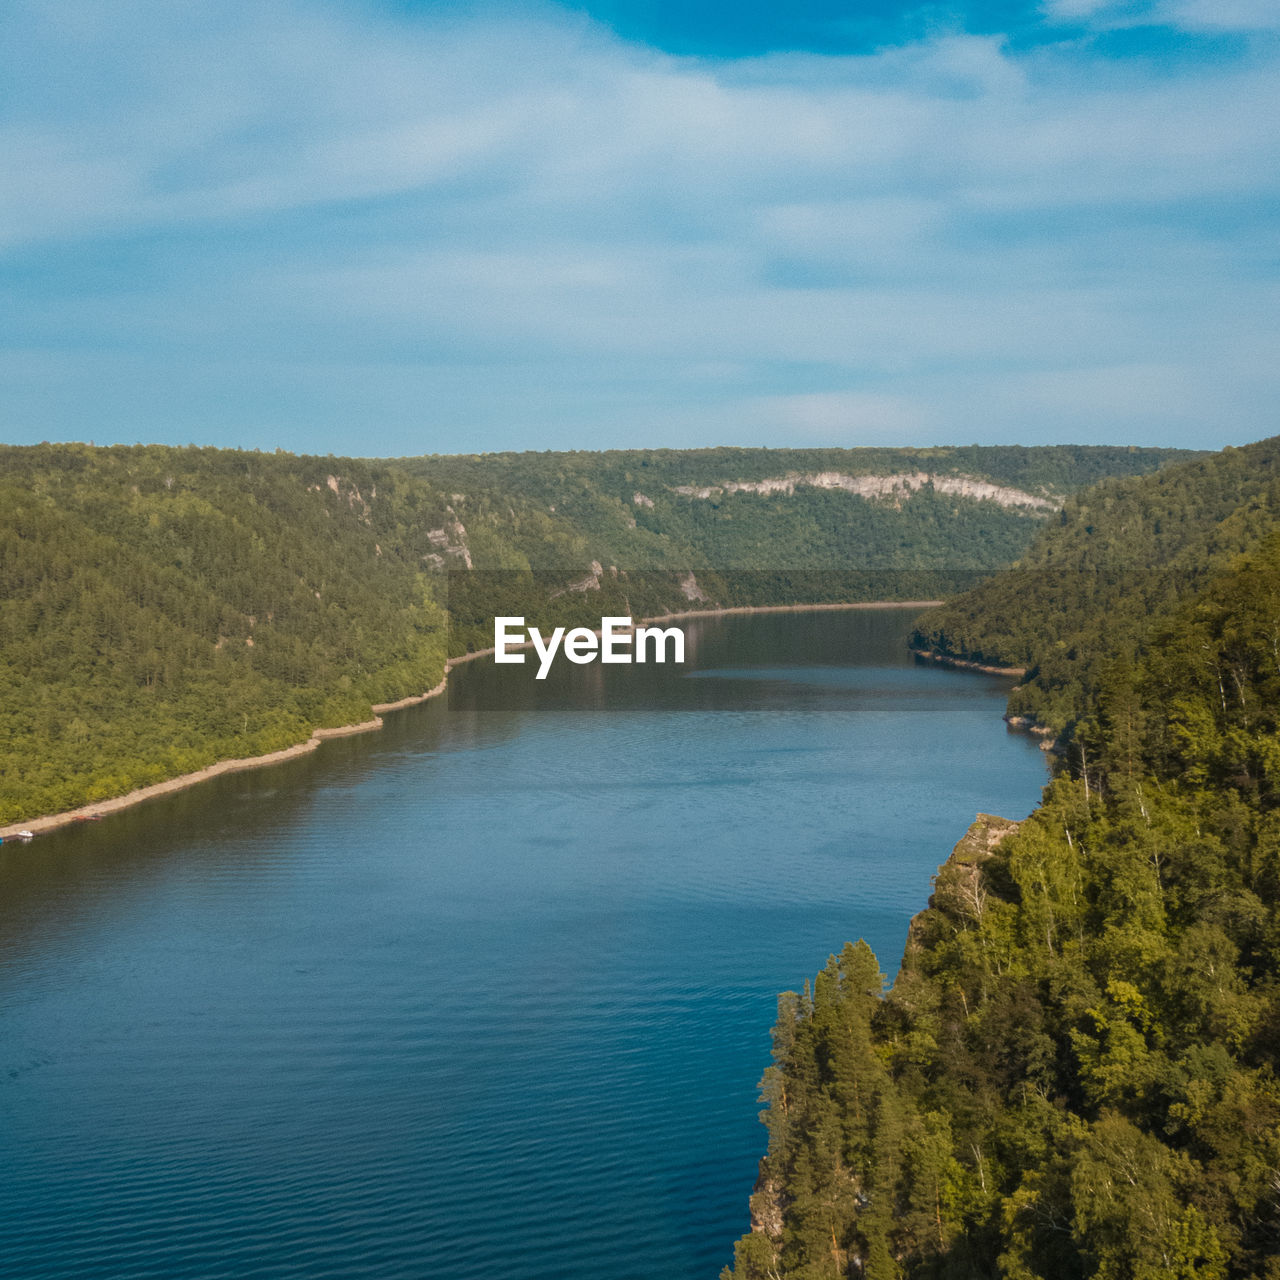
909,646,1027,677
2,736,332,839
1,600,945,838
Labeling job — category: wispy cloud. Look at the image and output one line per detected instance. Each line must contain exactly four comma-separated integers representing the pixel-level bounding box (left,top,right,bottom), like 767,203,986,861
1159,0,1280,32
1044,0,1280,32
1,0,1278,452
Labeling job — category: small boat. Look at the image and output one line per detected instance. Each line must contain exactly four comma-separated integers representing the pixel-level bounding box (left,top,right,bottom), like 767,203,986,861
16,830,34,840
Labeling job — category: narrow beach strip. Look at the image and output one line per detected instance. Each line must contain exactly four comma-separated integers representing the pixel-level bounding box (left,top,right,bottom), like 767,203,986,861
909,646,1027,677
2,601,944,838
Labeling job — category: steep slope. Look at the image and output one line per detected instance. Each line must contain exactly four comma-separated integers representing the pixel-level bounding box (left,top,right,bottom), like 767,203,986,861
397,445,1193,580
0,441,1189,825
726,452,1280,1280
912,436,1280,736
0,445,457,822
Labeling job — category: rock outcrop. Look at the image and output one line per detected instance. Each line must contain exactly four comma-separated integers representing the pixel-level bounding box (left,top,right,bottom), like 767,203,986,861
671,472,1058,512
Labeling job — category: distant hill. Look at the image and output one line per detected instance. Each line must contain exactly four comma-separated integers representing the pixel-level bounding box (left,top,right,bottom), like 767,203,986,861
0,441,1190,824
912,436,1280,736
395,444,1194,578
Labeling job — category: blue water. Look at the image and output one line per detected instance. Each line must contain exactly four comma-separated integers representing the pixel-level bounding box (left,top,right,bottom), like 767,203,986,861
0,609,1046,1279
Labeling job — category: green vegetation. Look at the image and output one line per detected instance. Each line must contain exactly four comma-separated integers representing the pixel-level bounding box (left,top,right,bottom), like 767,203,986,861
912,438,1280,738
726,441,1280,1280
398,445,1192,576
0,444,454,823
0,441,1186,823
10,434,1280,1274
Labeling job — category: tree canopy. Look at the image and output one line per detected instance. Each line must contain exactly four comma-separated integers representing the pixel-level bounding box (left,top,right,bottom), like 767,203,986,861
1,440,1183,824
727,440,1280,1280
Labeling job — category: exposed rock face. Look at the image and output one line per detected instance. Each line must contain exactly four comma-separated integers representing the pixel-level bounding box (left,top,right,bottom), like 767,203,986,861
308,474,374,521
551,560,605,596
902,814,1021,964
951,812,1021,862
750,1172,786,1239
1005,715,1058,750
671,472,1058,512
422,520,472,570
632,491,655,508
679,571,708,602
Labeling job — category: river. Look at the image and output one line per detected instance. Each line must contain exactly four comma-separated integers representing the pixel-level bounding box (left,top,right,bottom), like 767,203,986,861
0,607,1047,1279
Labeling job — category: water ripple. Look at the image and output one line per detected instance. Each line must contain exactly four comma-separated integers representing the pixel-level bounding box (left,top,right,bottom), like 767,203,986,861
0,611,1045,1280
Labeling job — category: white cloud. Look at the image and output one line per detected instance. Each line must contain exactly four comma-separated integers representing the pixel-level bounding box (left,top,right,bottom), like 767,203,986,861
1043,0,1280,31
1158,0,1280,31
1,0,1278,452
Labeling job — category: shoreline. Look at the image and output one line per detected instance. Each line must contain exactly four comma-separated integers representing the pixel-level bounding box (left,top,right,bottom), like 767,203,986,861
443,600,946,665
639,599,943,624
909,646,1027,677
0,675,450,840
1,599,943,839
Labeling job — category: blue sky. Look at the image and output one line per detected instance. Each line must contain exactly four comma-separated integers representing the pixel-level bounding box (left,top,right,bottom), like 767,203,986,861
2,0,1278,456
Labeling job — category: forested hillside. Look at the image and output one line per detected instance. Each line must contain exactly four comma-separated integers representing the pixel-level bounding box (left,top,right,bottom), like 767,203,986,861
912,438,1280,737
397,445,1190,577
0,445,452,823
726,445,1280,1280
0,441,1186,825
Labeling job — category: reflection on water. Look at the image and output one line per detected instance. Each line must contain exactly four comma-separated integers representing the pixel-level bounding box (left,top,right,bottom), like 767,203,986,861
0,608,1046,1280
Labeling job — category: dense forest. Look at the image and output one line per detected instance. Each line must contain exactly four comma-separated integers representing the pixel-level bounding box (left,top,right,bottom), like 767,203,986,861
9,434,1280,1274
0,445,451,824
0,441,1183,825
726,440,1280,1280
397,445,1191,577
911,437,1280,737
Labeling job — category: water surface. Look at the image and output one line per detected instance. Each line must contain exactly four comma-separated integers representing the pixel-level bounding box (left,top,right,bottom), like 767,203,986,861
0,608,1046,1279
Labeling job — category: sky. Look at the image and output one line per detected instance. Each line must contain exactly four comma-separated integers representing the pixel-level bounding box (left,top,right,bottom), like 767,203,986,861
1,0,1278,457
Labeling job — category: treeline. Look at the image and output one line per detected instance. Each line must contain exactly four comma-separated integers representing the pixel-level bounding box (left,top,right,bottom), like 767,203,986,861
398,445,1192,575
399,444,1190,503
726,447,1280,1279
0,445,458,822
911,438,1280,737
0,441,1187,824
